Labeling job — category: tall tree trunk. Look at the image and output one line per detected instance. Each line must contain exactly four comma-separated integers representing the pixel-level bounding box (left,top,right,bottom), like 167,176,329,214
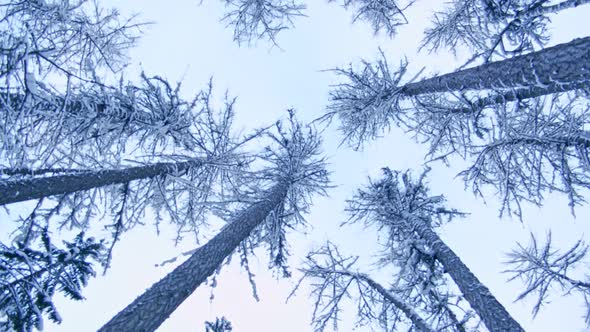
402,37,590,96
408,216,524,332
0,159,203,205
98,181,289,332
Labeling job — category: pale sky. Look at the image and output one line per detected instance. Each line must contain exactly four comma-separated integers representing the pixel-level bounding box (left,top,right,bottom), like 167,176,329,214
5,0,590,331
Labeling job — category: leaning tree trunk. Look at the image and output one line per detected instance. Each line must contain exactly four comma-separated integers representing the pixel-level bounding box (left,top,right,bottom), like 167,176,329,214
401,37,590,97
529,0,590,16
408,215,524,332
433,85,579,115
0,159,204,205
98,181,289,332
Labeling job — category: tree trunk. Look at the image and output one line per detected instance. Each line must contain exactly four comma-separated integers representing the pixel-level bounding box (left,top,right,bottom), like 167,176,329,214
530,0,590,16
409,217,524,332
0,159,203,205
98,181,289,332
402,37,590,96
425,85,579,115
2,91,156,126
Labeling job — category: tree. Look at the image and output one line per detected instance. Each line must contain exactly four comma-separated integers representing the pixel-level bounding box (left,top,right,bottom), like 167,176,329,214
205,316,233,332
215,0,413,45
504,232,590,322
0,0,144,82
0,229,104,332
1,75,208,169
327,0,413,37
219,0,306,45
294,242,449,332
340,167,524,331
0,83,249,263
422,0,590,64
0,1,262,329
98,114,329,332
325,37,590,215
460,96,590,216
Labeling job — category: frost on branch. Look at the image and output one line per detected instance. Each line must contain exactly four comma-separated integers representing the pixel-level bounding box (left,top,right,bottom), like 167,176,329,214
220,0,305,45
344,168,479,331
328,0,414,37
290,170,476,331
461,94,590,218
422,0,559,64
0,229,104,332
212,111,329,298
293,242,444,332
504,232,590,322
326,51,408,149
1,74,222,168
0,0,146,82
2,80,253,271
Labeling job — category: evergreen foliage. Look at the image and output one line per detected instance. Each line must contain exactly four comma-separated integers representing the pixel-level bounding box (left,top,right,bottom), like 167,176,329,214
0,229,104,332
205,316,233,332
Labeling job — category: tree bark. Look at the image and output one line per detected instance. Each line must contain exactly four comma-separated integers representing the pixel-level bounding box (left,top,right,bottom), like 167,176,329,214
409,217,524,332
98,181,289,332
425,85,582,115
529,0,590,16
0,159,203,205
1,91,161,131
401,37,590,97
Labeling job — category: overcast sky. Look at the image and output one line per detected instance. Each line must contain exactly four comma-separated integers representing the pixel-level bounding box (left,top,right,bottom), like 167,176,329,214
10,0,590,331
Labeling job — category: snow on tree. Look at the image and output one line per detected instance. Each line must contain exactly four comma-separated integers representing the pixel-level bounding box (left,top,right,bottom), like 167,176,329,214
324,37,590,216
422,0,590,64
1,75,220,169
0,0,144,81
328,0,413,37
98,112,329,332
504,232,590,323
293,242,444,332
0,81,254,270
214,0,414,45
205,316,233,332
219,0,306,45
460,95,590,217
0,228,105,332
338,167,524,331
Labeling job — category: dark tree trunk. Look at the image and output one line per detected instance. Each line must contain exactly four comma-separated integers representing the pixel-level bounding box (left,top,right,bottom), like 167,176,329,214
402,37,590,96
432,85,582,115
530,0,590,16
0,159,203,205
98,181,289,332
410,217,524,332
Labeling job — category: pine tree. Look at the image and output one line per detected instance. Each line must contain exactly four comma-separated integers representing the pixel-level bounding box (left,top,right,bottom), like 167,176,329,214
0,3,258,327
1,75,205,168
341,168,524,332
205,316,233,332
326,37,590,215
295,242,441,331
0,229,104,332
98,114,329,332
215,0,413,45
